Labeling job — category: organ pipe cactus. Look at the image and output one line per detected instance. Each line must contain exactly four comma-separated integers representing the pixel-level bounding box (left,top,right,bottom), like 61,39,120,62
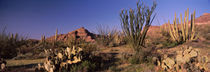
168,8,198,43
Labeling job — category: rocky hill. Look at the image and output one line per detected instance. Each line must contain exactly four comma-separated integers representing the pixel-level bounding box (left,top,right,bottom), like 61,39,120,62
46,27,96,42
194,13,210,25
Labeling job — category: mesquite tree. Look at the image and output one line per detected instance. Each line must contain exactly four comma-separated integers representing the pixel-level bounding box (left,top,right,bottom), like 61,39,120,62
120,1,156,53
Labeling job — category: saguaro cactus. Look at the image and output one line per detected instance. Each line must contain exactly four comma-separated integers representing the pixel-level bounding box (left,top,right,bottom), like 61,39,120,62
168,8,198,43
55,28,58,41
41,35,45,43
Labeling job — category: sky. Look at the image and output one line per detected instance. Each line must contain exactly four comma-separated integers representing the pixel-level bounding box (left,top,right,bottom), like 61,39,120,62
0,0,209,39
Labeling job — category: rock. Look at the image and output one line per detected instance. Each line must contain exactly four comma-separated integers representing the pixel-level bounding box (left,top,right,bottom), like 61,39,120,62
46,27,96,42
194,13,210,25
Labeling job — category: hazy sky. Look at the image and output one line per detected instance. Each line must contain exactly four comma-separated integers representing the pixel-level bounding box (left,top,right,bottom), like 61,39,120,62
0,0,209,39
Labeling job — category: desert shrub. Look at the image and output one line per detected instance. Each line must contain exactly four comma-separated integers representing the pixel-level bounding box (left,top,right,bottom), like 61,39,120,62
162,41,180,48
78,42,97,55
0,27,27,59
70,60,96,72
128,55,140,64
96,24,124,47
120,0,156,62
108,66,119,72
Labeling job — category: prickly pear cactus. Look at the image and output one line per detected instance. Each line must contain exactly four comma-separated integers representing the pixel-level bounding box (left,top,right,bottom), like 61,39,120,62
0,58,6,71
36,46,83,72
154,46,209,72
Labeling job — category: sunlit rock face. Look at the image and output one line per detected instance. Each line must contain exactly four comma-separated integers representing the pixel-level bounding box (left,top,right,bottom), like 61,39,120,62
46,27,96,42
194,13,210,25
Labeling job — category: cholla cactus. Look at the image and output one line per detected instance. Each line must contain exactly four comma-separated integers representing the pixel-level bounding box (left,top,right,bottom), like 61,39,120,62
36,46,83,72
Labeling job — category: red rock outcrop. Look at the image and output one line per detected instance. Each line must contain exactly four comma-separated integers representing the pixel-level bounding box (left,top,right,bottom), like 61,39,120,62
147,26,162,37
194,13,210,25
46,27,96,42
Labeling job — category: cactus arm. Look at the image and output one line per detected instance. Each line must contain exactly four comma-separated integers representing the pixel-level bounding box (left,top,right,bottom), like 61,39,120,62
190,10,196,40
180,14,186,41
55,28,58,41
186,8,189,41
172,15,178,41
168,21,176,41
176,18,180,41
173,13,179,41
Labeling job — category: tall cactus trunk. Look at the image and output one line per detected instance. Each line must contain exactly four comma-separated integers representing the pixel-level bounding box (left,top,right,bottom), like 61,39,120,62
41,35,45,43
55,28,58,41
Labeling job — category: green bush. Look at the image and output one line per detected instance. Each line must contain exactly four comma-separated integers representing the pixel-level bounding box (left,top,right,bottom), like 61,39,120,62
128,55,140,64
96,24,123,47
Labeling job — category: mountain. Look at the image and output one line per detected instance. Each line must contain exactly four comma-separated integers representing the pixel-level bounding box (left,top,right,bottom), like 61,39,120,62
46,27,96,42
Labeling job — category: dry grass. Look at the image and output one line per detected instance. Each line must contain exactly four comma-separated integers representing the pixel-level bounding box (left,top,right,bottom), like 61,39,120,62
6,58,45,67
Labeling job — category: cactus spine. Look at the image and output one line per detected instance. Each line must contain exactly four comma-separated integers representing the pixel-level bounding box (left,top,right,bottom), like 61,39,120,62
168,8,198,43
